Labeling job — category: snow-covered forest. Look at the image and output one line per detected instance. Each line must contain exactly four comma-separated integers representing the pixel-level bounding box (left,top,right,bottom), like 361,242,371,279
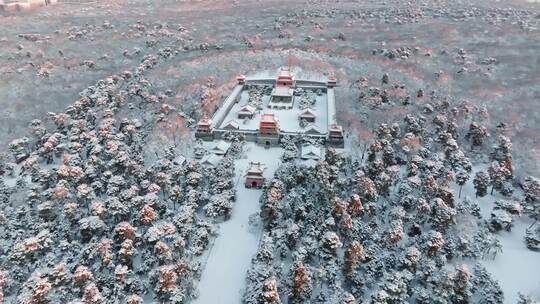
0,52,241,303
244,78,540,303
1,0,539,302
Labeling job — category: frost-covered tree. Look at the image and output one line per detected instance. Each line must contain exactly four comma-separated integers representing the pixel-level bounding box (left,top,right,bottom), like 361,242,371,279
524,226,540,251
203,192,234,218
455,169,470,198
523,176,540,226
472,264,504,304
516,293,540,304
488,161,511,195
466,122,488,147
344,241,365,274
473,171,490,198
261,278,281,304
491,135,513,175
290,263,312,302
426,230,445,255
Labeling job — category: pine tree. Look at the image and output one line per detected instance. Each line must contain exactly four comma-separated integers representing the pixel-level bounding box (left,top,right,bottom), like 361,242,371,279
466,122,488,147
456,169,470,198
523,177,540,227
473,171,490,198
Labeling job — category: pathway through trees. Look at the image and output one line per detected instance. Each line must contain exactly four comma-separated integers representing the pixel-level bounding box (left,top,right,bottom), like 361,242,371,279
193,143,282,303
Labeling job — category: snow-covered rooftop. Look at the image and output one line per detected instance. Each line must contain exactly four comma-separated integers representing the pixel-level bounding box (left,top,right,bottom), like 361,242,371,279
200,153,222,167
216,85,330,135
301,144,323,160
300,108,317,118
222,120,240,130
246,162,265,175
304,125,323,135
238,105,256,115
210,140,231,155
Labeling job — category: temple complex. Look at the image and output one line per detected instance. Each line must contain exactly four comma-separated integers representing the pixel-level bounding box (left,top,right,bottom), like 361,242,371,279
195,69,344,148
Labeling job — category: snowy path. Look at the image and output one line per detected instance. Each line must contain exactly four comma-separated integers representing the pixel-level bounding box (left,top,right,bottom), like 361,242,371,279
193,143,282,304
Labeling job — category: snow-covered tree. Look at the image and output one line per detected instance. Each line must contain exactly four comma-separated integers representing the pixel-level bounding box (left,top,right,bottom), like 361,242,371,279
473,171,490,198
466,122,488,147
523,176,540,225
455,169,470,198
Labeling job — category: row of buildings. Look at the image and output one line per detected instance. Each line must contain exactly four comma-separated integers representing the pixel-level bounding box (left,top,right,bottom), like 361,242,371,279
196,69,344,147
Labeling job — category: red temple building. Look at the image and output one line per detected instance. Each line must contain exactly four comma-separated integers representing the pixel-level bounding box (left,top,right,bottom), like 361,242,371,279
259,113,279,135
327,76,337,88
276,68,295,87
270,68,295,108
196,116,212,134
245,162,265,188
236,74,246,85
258,113,280,146
328,123,344,146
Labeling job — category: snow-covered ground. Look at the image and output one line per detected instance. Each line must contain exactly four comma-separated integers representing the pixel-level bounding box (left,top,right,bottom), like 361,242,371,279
193,143,283,304
456,166,540,303
484,217,540,302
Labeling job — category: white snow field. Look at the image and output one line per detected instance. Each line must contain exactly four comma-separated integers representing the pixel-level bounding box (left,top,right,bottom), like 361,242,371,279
457,167,540,303
193,143,283,304
484,217,540,303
